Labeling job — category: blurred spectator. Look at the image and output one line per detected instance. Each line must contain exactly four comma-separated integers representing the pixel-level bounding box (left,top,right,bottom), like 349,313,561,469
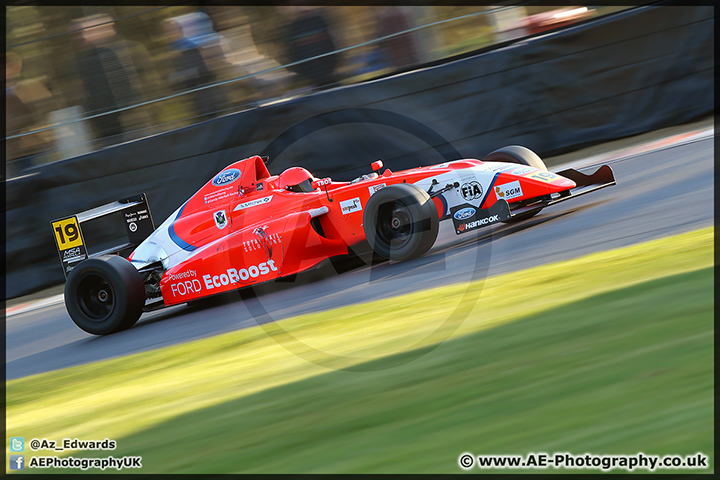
69,14,152,146
203,7,297,103
281,7,340,90
488,6,529,43
173,12,234,80
162,15,227,121
375,7,420,71
5,50,55,175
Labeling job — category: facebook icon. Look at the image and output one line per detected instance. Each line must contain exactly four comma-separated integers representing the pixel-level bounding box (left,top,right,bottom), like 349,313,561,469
10,455,25,470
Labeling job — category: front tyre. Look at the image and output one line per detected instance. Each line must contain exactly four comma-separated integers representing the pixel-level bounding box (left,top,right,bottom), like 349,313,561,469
482,145,547,223
482,145,547,171
363,184,439,262
65,255,146,335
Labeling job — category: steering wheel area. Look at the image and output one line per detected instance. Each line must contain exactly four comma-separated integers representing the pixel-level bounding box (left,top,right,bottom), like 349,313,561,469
349,172,379,184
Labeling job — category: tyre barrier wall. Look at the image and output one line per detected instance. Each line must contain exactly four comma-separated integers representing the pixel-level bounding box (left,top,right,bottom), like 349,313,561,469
5,5,713,299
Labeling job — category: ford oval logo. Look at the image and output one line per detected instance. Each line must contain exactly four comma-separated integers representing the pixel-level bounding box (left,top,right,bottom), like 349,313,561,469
212,168,241,187
454,207,476,220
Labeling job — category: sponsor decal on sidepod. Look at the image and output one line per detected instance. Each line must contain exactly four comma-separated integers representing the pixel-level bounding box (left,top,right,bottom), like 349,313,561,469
214,210,228,229
368,183,386,196
233,195,274,211
170,261,279,296
340,197,362,214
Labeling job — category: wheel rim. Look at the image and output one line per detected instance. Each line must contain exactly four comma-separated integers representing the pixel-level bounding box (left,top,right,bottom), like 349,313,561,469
76,274,115,322
376,201,413,249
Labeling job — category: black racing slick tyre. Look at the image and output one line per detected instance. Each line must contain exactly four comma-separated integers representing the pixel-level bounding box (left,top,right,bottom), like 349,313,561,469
363,183,439,262
483,145,547,223
65,255,146,335
482,145,548,171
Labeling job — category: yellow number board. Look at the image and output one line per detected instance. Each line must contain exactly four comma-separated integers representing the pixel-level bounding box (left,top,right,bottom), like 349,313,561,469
52,216,84,250
525,171,560,183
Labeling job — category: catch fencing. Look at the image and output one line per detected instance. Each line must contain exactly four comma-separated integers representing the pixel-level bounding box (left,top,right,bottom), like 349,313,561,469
5,5,713,298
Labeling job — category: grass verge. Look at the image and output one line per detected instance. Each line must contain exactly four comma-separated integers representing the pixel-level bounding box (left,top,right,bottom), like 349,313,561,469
6,226,713,473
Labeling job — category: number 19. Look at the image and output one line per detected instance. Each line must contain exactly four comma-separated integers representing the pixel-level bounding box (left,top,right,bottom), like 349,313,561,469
55,223,79,244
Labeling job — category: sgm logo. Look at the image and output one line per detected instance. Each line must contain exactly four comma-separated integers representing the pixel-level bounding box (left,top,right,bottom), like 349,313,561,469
203,261,279,290
460,181,483,201
494,181,523,200
453,207,476,220
212,168,241,187
340,197,362,214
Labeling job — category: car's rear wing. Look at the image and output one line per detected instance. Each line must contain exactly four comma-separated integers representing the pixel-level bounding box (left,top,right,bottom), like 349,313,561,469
50,194,155,278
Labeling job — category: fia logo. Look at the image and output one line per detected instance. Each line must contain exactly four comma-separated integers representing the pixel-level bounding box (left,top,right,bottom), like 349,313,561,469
214,210,228,229
460,181,483,201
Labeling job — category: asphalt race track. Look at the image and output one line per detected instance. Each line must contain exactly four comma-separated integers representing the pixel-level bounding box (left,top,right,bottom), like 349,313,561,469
6,135,713,380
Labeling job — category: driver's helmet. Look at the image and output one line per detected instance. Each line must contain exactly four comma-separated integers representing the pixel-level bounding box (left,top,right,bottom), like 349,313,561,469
278,167,315,192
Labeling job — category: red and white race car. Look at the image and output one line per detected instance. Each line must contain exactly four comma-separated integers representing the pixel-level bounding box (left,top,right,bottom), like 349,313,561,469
51,146,615,334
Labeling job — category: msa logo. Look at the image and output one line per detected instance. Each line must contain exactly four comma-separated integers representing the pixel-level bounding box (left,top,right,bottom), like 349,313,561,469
212,168,241,187
494,181,523,200
214,210,228,229
453,207,476,220
460,181,483,201
340,197,362,214
62,246,85,262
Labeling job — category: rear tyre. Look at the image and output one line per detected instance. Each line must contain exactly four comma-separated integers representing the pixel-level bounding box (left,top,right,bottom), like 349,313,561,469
482,145,547,171
363,184,439,262
482,145,547,223
65,255,146,335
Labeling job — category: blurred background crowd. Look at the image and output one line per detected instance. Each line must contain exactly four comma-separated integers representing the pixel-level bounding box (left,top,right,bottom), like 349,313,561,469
5,5,629,178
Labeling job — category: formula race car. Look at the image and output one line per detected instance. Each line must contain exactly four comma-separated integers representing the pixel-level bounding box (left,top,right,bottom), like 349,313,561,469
51,146,615,334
